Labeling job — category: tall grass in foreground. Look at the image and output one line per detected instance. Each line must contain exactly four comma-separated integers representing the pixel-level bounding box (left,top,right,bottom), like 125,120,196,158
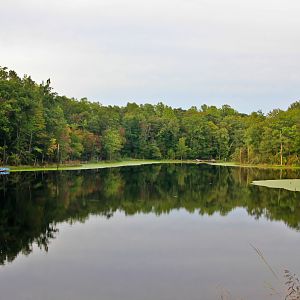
251,244,300,299
219,245,300,299
284,270,300,300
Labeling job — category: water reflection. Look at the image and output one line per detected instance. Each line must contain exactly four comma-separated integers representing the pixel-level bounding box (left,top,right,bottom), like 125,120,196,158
0,164,300,265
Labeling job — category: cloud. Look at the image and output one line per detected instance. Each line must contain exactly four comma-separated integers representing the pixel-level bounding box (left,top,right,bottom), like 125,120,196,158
1,0,300,112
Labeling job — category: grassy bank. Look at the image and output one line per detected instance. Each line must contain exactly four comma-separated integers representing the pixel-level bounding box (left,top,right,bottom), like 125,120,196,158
8,159,196,172
5,160,300,172
252,179,300,191
207,161,300,170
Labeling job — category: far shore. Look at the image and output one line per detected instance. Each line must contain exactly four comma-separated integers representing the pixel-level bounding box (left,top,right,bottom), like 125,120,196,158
2,159,300,173
208,161,300,170
7,160,191,172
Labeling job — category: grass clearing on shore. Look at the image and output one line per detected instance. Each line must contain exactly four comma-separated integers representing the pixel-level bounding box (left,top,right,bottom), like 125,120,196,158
6,160,300,173
208,161,300,170
8,160,196,172
252,179,300,192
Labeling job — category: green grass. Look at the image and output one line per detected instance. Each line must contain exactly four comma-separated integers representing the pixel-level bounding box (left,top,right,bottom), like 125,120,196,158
8,159,196,172
6,159,300,173
252,179,300,191
208,161,300,170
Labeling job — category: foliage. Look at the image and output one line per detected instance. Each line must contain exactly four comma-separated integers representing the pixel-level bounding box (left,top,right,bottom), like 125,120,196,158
176,137,190,160
1,67,300,165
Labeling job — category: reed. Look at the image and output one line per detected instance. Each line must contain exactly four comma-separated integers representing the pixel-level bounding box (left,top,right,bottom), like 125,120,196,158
218,246,300,299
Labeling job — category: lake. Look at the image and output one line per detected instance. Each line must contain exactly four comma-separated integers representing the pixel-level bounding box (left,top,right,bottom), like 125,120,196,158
0,164,300,300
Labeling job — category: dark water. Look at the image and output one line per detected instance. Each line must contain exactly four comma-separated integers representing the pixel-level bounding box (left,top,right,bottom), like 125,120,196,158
1,164,300,300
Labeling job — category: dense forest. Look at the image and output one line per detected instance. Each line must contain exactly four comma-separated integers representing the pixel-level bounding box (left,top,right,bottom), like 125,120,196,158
1,66,300,166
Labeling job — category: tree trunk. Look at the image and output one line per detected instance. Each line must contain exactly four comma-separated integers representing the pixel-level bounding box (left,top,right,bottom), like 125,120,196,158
29,131,33,153
17,127,21,157
239,148,242,164
280,142,283,166
3,140,6,166
57,143,60,170
280,130,283,166
247,146,250,163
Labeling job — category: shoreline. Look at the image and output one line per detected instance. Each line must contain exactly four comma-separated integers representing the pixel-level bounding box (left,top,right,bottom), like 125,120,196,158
7,160,193,172
4,160,300,173
208,161,300,170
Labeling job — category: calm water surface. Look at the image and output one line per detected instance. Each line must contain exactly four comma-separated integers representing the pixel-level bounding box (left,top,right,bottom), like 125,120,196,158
0,164,300,300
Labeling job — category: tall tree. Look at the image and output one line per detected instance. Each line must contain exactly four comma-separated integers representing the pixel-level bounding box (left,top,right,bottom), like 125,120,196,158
102,129,123,160
176,137,190,161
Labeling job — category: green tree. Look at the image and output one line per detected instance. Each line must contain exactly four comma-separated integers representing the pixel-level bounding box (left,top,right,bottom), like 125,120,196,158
176,137,190,160
102,129,123,160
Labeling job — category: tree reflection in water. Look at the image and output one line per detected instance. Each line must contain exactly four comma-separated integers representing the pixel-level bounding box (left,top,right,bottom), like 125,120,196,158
0,164,300,265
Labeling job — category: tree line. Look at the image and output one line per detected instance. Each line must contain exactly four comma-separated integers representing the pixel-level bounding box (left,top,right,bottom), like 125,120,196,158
1,66,300,166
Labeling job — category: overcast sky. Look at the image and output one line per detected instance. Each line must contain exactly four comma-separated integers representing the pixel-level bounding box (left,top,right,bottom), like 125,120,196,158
1,0,300,113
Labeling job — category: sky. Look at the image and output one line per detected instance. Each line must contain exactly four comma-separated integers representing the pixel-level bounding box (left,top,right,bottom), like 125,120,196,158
1,0,300,113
